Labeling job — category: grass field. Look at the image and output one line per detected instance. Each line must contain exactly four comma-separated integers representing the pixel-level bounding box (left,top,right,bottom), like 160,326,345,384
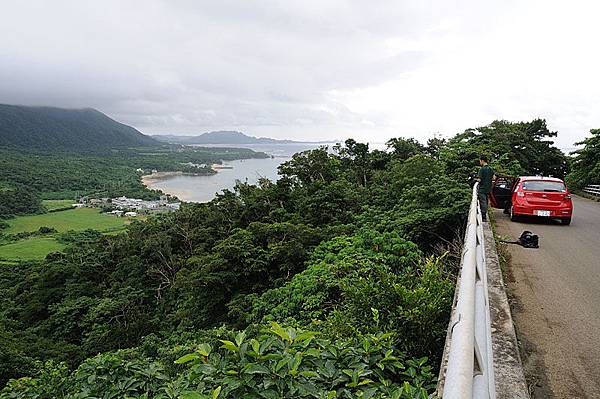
42,199,76,211
1,208,130,261
5,208,128,234
0,237,66,261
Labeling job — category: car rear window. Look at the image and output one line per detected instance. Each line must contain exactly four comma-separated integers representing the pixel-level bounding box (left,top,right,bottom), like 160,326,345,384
521,180,566,192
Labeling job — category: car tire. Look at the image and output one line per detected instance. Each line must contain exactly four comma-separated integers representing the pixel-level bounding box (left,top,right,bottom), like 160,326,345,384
562,217,571,226
510,205,519,222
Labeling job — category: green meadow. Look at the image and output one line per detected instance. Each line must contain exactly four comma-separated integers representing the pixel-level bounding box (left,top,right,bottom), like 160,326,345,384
0,207,130,261
0,237,66,260
5,207,127,234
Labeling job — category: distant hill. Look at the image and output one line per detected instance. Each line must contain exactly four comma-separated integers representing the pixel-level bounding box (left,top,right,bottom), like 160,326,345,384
152,131,331,145
0,104,158,150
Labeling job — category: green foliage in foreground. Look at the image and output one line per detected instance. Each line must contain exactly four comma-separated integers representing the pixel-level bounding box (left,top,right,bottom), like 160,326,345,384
1,324,434,399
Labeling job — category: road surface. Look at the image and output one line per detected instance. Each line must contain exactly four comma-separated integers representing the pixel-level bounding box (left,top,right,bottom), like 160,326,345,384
494,195,600,398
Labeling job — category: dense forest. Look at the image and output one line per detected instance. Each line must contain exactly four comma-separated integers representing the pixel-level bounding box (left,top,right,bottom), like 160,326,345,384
0,119,570,398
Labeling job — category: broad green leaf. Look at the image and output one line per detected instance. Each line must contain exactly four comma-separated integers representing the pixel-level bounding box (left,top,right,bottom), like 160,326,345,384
235,331,246,347
219,340,239,352
243,363,270,374
175,353,199,364
197,343,212,357
250,338,260,354
269,321,291,342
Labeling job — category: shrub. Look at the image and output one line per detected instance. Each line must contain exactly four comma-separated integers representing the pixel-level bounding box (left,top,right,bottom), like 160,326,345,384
241,230,453,361
0,324,436,399
174,322,436,398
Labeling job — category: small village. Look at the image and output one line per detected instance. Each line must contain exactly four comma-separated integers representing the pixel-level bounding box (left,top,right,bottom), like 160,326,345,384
76,195,181,217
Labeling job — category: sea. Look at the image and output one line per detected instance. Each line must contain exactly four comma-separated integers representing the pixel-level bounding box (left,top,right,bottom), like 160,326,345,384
144,142,385,203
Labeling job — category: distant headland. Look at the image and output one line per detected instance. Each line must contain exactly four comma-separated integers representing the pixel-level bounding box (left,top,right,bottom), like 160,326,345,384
152,130,337,145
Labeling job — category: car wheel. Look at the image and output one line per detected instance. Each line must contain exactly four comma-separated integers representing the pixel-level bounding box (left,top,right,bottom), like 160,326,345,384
510,205,519,222
562,217,571,226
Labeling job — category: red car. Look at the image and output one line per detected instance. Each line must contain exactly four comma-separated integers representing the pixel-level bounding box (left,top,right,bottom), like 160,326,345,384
490,176,573,225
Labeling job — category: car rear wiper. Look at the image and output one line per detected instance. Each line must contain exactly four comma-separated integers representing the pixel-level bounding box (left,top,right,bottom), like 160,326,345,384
543,189,562,192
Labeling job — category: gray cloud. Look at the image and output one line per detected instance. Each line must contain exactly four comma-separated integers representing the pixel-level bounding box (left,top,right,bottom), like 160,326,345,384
1,0,598,147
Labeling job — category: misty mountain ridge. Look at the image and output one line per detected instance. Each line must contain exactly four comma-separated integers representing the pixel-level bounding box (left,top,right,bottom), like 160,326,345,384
0,104,158,151
152,131,335,145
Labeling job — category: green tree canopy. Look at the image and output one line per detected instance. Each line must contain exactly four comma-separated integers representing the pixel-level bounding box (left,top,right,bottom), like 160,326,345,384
568,128,600,189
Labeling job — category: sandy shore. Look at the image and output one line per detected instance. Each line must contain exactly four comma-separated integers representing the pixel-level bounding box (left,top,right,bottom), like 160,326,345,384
142,164,231,186
211,163,234,170
141,171,184,185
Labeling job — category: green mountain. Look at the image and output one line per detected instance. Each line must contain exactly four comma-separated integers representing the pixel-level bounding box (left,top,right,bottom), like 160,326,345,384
152,131,332,145
0,104,158,150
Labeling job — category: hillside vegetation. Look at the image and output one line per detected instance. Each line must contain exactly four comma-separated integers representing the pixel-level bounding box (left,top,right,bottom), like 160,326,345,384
0,119,568,398
0,104,158,150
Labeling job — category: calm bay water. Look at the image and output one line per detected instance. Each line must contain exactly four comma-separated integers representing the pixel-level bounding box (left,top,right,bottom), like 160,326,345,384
146,142,385,203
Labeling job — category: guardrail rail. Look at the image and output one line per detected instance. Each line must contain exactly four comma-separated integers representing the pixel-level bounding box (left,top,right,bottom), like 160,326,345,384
441,182,496,398
583,184,600,196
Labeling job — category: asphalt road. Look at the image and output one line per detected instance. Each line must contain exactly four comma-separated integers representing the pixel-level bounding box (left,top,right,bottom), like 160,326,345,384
494,195,600,398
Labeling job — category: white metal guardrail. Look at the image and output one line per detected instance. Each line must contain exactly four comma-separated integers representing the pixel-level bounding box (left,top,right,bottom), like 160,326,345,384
583,184,600,196
442,182,495,398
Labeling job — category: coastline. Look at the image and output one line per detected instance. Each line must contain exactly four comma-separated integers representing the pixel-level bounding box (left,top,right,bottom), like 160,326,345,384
141,171,184,186
141,166,225,185
140,156,284,203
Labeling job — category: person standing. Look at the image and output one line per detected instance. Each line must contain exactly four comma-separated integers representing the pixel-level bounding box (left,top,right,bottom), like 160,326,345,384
477,155,494,222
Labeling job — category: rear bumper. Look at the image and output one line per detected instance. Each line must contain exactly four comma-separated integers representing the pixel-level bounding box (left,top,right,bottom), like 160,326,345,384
513,205,572,217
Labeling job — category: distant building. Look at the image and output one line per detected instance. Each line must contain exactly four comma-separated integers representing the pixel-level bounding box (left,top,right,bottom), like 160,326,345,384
124,211,137,217
110,210,124,217
72,203,85,208
86,195,181,214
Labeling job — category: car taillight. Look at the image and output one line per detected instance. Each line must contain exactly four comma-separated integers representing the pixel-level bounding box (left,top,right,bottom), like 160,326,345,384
517,192,525,197
564,194,571,200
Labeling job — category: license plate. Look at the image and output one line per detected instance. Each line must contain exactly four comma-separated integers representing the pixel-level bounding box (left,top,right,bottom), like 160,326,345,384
536,210,551,217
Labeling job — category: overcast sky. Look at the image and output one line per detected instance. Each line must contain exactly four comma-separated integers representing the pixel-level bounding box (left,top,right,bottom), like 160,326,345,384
2,1,599,149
